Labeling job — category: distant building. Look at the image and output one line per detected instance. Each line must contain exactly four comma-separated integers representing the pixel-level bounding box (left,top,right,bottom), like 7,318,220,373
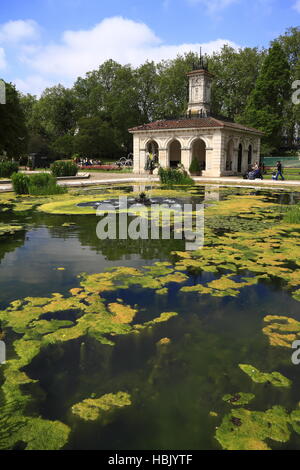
129,56,263,177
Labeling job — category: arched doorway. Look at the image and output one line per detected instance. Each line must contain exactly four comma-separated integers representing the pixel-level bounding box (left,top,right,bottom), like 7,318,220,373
168,140,181,168
146,140,159,166
237,143,243,173
226,140,234,171
191,138,206,172
248,144,252,166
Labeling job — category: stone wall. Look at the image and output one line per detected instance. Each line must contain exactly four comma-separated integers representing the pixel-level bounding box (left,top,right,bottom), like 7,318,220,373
131,128,261,177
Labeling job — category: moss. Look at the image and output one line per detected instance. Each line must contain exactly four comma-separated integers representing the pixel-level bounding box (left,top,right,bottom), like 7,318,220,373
71,391,131,422
239,364,292,388
216,406,291,450
222,393,255,406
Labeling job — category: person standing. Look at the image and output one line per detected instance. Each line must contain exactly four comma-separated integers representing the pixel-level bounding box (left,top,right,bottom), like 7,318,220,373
275,161,285,180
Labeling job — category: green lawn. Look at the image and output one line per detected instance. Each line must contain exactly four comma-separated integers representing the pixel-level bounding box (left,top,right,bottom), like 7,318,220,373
264,171,300,181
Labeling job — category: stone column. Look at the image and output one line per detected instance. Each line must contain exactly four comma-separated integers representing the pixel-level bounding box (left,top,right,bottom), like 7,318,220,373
139,149,147,174
241,145,249,174
181,148,191,171
203,130,223,177
254,138,261,163
159,148,168,168
232,144,239,174
133,134,142,174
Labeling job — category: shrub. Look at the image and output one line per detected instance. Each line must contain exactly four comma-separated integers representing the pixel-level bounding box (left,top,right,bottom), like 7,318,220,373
0,161,19,178
51,160,78,177
28,173,66,195
11,173,29,194
158,167,194,186
189,158,201,175
12,172,66,195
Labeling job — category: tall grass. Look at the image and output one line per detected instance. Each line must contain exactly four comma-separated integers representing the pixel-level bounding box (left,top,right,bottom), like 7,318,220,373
51,160,78,177
12,172,66,195
283,205,300,224
158,167,194,186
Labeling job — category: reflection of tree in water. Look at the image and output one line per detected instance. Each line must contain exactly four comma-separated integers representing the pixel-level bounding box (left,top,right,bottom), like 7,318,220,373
86,237,185,261
46,214,186,260
0,232,26,265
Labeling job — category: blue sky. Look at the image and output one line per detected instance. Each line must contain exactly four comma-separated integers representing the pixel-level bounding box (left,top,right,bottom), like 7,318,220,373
0,0,299,95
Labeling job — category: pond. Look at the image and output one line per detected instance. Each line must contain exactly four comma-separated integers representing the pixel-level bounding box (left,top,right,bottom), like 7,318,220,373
0,184,300,450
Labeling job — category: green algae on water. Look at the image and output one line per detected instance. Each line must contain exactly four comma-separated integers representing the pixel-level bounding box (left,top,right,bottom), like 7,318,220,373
222,393,255,406
71,392,132,422
239,364,292,388
216,406,292,450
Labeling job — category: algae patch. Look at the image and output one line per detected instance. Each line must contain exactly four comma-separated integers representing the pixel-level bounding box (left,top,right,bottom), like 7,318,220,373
216,406,291,450
71,392,132,422
222,393,255,406
239,364,292,388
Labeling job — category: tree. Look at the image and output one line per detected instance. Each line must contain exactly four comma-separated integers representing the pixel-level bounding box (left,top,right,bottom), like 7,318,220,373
36,85,76,138
209,45,264,120
73,116,121,160
240,42,290,154
0,81,28,159
155,53,197,119
20,86,76,159
274,27,300,148
135,61,159,122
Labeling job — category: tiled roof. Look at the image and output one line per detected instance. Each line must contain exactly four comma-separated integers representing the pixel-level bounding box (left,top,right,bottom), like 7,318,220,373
128,117,263,134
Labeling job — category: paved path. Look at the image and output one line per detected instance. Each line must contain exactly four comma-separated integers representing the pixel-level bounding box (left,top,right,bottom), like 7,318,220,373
1,172,300,193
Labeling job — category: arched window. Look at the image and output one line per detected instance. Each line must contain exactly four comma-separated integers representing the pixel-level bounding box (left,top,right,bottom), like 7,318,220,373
168,140,181,168
191,138,206,171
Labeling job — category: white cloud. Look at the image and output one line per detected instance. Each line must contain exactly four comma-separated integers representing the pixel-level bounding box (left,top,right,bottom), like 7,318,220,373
0,48,6,70
13,75,57,96
187,0,239,14
21,16,239,91
293,0,300,13
0,20,39,44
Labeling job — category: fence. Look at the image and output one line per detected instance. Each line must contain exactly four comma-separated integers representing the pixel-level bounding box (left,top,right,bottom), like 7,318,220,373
261,157,300,168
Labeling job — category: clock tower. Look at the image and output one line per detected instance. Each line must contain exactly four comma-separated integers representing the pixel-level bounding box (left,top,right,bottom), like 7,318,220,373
187,54,214,117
